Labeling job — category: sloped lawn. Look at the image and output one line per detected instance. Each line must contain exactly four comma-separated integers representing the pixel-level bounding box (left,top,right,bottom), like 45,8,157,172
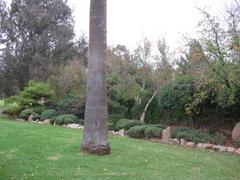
0,118,240,180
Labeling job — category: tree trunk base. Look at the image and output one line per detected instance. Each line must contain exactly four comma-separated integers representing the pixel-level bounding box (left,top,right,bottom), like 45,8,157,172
81,144,111,155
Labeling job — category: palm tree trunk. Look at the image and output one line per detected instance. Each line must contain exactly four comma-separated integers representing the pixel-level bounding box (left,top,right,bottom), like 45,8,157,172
81,0,110,155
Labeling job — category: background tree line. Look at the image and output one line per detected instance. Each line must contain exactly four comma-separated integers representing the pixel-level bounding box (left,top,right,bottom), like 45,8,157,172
0,0,239,129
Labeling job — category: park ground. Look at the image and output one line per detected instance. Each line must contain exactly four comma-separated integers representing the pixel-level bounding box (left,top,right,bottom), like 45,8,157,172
0,116,240,180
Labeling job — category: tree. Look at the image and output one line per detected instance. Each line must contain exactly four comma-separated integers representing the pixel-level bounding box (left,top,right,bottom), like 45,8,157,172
81,0,110,155
0,0,75,95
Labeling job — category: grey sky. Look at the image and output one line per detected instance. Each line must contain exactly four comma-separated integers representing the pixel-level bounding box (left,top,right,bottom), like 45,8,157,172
68,0,233,51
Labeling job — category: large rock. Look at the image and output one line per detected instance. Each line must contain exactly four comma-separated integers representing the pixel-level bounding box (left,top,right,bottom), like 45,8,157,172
213,145,227,152
185,142,195,148
180,139,186,146
119,129,125,137
196,143,204,149
235,148,240,155
66,124,80,129
232,122,240,142
202,143,214,150
227,147,235,153
28,114,33,122
162,127,171,144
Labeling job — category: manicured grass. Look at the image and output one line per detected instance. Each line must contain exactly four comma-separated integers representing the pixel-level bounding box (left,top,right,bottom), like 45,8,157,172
0,118,240,180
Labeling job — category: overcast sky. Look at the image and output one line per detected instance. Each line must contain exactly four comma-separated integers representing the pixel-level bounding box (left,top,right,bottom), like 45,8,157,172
67,0,234,51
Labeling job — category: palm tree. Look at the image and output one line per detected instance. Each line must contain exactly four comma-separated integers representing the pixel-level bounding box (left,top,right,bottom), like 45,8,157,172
81,0,110,155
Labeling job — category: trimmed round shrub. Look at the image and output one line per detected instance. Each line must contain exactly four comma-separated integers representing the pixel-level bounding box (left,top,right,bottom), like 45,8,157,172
54,114,80,125
32,113,40,121
19,109,34,120
40,109,57,121
154,124,167,129
144,127,163,138
32,106,46,114
172,127,190,138
210,132,227,145
236,139,240,148
115,119,144,131
127,126,149,138
176,129,212,144
2,106,22,116
108,114,123,127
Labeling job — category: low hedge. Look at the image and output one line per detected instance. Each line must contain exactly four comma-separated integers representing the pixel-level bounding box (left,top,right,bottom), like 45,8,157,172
54,114,81,125
115,119,144,130
19,109,34,120
127,126,149,138
210,132,227,145
40,109,57,121
144,127,163,138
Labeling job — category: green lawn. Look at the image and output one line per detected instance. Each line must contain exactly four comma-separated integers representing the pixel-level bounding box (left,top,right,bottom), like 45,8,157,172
0,118,240,180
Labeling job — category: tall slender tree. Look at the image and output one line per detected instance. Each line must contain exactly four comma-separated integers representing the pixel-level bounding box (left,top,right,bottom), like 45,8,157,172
81,0,110,155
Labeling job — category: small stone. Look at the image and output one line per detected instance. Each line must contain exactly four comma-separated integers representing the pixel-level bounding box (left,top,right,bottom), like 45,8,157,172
196,143,204,149
227,147,235,153
213,145,227,152
79,126,84,130
185,142,195,148
202,143,214,150
66,124,80,129
162,127,172,144
169,138,180,145
180,139,186,146
235,148,240,155
119,129,125,137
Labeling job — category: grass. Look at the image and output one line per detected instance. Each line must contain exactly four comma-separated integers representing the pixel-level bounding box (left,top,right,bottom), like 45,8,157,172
0,118,240,180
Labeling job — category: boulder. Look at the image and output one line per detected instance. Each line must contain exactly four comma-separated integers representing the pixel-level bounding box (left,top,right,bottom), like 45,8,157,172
43,119,50,125
162,127,172,144
213,145,227,152
196,143,204,149
169,138,180,145
232,122,240,142
235,148,240,155
227,147,235,153
180,139,186,146
28,114,33,122
119,129,125,137
185,142,195,148
202,143,214,150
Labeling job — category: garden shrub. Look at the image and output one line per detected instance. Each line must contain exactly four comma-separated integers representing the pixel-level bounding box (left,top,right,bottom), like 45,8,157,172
176,129,212,144
32,113,40,121
172,127,190,138
144,127,163,138
236,139,240,148
108,122,115,130
127,126,149,138
32,106,46,114
154,124,167,129
115,119,144,131
19,109,34,120
40,109,57,121
2,106,22,116
108,114,123,127
211,132,227,145
54,114,80,125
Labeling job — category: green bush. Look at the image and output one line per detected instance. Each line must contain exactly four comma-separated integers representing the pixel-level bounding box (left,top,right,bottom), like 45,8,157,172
154,124,167,129
108,122,115,130
144,127,163,138
211,132,227,145
54,114,80,125
108,114,123,127
236,139,240,148
19,109,34,120
40,109,57,121
176,129,212,144
32,106,46,114
32,113,40,121
115,119,144,131
127,126,149,138
2,106,22,116
172,127,190,138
